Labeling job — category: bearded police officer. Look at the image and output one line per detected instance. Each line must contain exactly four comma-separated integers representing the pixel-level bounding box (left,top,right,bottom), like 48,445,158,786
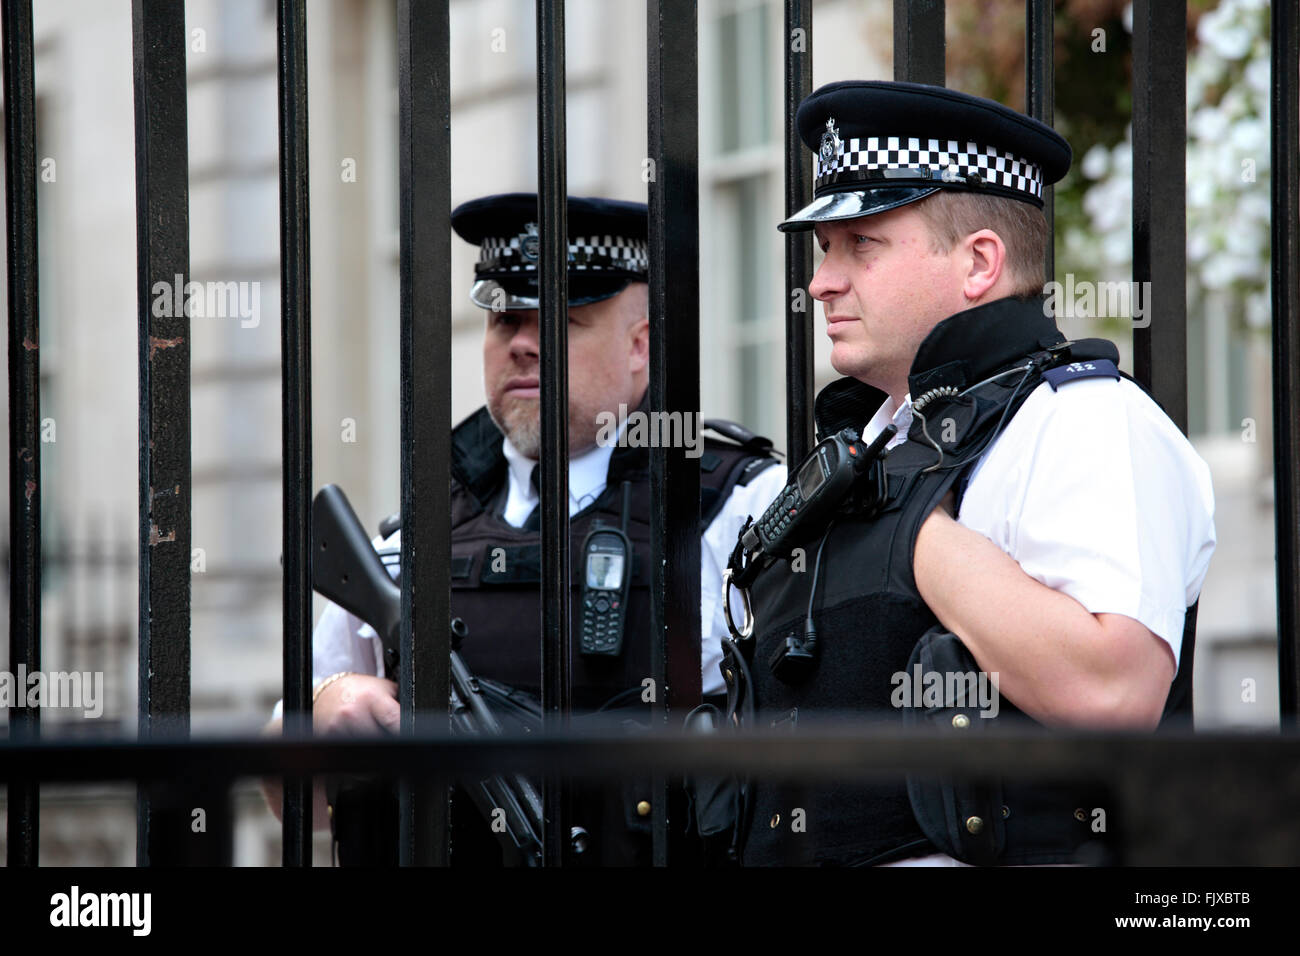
262,193,786,865
720,82,1216,866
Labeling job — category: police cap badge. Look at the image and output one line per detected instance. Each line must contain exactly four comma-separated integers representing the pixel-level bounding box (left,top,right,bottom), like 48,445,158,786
451,193,649,311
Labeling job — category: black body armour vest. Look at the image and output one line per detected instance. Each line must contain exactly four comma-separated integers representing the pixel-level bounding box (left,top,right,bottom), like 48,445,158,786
336,404,777,867
448,406,776,707
737,296,1196,867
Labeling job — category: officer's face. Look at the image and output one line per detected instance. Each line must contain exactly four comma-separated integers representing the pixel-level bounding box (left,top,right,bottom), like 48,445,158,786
483,282,650,458
809,204,971,400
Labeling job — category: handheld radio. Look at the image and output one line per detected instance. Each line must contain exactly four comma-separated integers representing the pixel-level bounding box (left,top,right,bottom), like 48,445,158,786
741,424,895,561
579,481,633,657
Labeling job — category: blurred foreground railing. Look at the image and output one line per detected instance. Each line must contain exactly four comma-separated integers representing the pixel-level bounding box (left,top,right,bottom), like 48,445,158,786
1,726,1298,866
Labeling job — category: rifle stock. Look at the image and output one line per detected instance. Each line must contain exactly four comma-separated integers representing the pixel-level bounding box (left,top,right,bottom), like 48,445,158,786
309,483,544,865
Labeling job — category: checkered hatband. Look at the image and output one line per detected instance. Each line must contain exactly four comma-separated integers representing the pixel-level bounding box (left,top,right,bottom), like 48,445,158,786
477,230,650,277
814,135,1044,200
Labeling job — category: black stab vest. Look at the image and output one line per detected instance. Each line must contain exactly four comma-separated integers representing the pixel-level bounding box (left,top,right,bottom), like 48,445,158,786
446,404,777,865
447,405,777,706
738,295,1197,867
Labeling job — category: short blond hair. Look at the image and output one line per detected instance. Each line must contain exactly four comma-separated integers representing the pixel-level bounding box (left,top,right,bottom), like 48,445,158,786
909,191,1048,297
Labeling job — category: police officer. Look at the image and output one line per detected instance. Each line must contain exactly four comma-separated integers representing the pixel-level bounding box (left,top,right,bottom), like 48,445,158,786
722,82,1215,866
262,193,787,865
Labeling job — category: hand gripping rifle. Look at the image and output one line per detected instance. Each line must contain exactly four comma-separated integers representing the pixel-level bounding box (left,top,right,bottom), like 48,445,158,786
311,483,545,866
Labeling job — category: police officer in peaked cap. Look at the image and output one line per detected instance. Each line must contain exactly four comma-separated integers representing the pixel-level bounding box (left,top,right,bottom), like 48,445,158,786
263,193,788,866
720,81,1215,866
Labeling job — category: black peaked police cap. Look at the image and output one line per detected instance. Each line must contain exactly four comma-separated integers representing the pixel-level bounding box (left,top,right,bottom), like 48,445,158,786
779,80,1072,232
451,192,649,311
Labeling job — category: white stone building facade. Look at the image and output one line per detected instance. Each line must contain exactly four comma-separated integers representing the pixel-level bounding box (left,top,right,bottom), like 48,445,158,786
0,0,1280,865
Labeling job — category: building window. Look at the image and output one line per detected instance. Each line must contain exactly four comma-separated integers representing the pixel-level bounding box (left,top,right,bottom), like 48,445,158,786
701,0,785,445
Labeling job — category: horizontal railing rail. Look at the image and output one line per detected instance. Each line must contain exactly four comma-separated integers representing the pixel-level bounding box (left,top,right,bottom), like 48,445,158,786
1,727,1298,865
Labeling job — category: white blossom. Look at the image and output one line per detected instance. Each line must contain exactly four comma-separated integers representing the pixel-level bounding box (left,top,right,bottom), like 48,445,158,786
1071,0,1269,338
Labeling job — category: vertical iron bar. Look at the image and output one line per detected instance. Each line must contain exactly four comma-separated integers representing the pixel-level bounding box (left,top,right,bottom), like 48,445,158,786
276,0,312,866
131,0,192,865
3,0,40,868
536,0,571,868
1130,0,1187,429
397,0,452,866
1272,0,1300,723
1025,0,1055,282
892,0,945,85
647,0,701,867
784,0,814,465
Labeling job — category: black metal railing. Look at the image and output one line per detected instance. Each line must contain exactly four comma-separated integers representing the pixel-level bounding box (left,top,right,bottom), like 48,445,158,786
0,724,1298,866
3,0,41,868
1132,0,1189,430
131,0,210,867
647,0,703,867
1025,0,1054,281
275,0,313,870
1,0,1297,868
1272,0,1300,722
784,0,814,469
395,0,452,870
536,0,572,868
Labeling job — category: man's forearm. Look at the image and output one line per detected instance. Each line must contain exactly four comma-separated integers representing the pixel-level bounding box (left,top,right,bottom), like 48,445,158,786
913,507,1172,728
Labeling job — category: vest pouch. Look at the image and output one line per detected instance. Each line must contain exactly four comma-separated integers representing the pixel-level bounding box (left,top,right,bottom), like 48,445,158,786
603,708,654,838
708,636,761,863
682,702,744,866
902,625,1006,865
568,704,655,866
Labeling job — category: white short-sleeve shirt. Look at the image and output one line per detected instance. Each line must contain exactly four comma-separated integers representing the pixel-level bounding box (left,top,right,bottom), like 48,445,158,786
865,376,1216,668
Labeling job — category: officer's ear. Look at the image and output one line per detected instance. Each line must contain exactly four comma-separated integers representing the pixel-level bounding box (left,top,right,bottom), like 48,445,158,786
627,315,650,374
960,228,1008,302
624,283,650,374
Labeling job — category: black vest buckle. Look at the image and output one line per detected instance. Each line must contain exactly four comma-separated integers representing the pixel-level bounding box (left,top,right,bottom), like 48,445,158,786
768,630,818,684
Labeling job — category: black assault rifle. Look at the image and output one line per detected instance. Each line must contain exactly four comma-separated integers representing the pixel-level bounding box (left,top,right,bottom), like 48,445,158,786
310,483,545,866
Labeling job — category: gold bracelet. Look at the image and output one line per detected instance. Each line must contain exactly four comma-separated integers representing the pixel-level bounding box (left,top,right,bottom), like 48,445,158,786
312,671,356,705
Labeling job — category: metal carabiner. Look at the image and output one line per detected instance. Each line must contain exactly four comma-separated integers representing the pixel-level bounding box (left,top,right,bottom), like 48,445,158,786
722,566,754,641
